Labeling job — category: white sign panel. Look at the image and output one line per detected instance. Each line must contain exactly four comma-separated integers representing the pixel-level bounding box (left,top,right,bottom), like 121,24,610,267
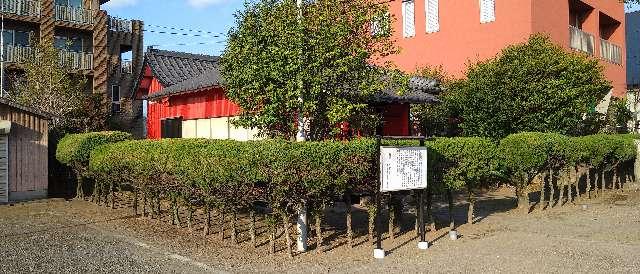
380,146,428,192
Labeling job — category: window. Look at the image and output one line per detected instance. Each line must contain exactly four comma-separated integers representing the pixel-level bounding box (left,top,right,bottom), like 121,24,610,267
2,31,14,48
402,0,415,38
14,31,29,46
161,118,183,139
111,85,120,114
479,0,495,23
425,0,439,33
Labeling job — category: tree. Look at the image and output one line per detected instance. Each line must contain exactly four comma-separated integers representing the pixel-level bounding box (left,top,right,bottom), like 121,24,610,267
410,66,461,137
8,40,107,133
221,0,398,140
447,35,611,140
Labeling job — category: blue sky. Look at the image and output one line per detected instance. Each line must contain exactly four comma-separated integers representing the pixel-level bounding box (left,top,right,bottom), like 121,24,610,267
104,1,640,57
103,0,244,56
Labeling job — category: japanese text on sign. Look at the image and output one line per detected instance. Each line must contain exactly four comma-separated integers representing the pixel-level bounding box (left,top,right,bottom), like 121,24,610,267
380,146,428,192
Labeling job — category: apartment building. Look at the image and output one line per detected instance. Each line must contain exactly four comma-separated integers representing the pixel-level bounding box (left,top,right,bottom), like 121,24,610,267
1,0,144,135
387,0,626,98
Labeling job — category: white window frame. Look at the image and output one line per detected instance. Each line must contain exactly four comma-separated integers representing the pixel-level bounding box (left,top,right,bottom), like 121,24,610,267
111,85,121,113
479,0,496,24
425,0,440,33
402,0,415,38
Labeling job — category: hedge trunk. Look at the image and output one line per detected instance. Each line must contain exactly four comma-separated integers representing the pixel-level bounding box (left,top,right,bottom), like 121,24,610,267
142,192,147,217
270,226,276,255
549,177,556,209
231,212,238,244
426,188,435,232
539,170,548,211
133,189,138,216
368,206,375,244
467,189,475,225
601,170,606,196
282,213,293,258
315,213,323,254
345,195,353,248
586,168,592,199
219,210,225,241
516,184,529,213
203,204,211,237
388,198,395,241
188,204,194,231
110,182,116,209
250,210,257,248
75,176,84,199
447,189,455,230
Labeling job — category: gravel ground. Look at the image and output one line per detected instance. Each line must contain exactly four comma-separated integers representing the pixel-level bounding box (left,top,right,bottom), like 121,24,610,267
1,189,640,273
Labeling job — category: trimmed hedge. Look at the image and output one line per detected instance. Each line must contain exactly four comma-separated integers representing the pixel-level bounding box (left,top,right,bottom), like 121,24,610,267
57,131,133,168
56,131,133,198
89,138,379,213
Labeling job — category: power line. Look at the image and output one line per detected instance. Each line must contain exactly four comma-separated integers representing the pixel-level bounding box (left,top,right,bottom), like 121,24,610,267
151,40,227,48
143,29,225,39
144,23,228,37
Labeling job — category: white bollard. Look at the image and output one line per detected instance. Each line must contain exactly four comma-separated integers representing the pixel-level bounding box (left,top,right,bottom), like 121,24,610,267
418,241,429,250
296,204,308,252
373,248,385,259
449,230,458,240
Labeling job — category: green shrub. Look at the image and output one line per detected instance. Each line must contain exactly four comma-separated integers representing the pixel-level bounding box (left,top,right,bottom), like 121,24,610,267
56,131,133,168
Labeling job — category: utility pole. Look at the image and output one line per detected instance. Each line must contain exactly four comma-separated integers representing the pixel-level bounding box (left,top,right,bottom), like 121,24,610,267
295,0,309,253
1,0,5,97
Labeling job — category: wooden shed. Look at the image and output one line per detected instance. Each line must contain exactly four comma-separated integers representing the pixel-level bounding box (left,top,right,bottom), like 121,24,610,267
0,98,50,203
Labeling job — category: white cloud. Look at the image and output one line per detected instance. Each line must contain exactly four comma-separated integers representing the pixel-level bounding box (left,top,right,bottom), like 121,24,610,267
103,0,139,8
187,0,228,8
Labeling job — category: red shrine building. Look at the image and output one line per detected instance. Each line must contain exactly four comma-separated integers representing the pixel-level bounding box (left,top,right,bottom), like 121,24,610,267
136,49,438,139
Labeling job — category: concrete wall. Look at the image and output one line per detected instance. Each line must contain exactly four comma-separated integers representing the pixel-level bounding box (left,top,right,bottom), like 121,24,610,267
386,0,627,97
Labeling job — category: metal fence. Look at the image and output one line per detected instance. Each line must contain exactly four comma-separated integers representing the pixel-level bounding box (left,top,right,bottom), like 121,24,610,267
1,0,40,17
4,45,33,63
600,38,622,65
108,16,132,32
54,5,94,25
59,50,93,70
569,26,594,55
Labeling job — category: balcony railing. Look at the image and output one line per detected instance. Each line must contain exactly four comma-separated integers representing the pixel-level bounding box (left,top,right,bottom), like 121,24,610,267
600,38,622,65
1,0,41,17
569,26,594,55
55,5,94,25
4,45,34,63
108,16,132,32
121,60,132,74
59,50,93,70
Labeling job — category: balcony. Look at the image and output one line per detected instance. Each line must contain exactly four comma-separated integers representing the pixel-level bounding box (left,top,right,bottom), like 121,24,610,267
59,50,93,70
1,0,41,17
600,39,622,65
55,5,94,25
4,45,34,63
569,26,594,55
108,16,132,33
121,60,132,74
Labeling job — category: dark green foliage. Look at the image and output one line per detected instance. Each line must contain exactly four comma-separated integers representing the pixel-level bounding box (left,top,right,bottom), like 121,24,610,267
56,131,133,169
499,133,637,186
221,0,399,140
429,137,498,191
448,35,611,139
89,138,379,214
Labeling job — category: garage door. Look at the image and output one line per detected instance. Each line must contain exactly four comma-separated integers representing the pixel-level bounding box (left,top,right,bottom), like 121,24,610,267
0,135,8,203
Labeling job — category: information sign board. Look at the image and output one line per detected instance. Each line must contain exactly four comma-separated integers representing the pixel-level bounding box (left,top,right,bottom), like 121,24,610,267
379,146,428,192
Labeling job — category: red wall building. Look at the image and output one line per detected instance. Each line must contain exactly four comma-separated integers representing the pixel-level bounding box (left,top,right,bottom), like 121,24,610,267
137,49,439,139
386,0,626,97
